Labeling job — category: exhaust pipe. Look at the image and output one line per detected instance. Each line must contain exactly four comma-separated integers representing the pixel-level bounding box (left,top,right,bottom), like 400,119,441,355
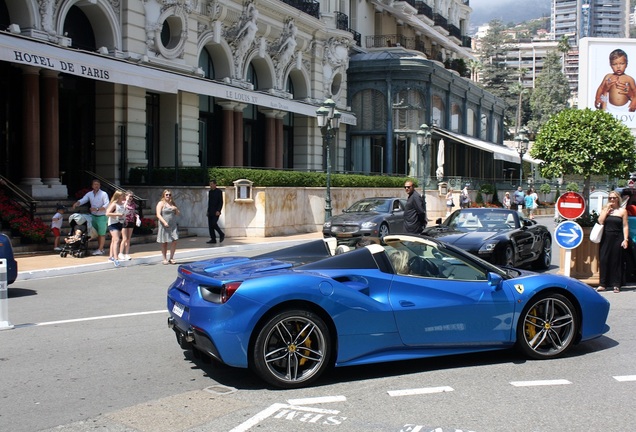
185,328,195,343
167,317,175,329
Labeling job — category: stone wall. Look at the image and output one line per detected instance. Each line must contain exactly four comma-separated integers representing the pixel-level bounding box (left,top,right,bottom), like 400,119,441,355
133,186,450,238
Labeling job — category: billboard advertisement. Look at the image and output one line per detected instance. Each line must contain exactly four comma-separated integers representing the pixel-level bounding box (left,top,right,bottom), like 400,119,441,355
579,37,636,130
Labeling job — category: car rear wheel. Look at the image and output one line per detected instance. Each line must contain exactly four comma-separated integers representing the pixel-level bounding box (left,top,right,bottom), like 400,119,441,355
252,309,331,388
516,293,578,359
378,223,390,239
532,236,552,270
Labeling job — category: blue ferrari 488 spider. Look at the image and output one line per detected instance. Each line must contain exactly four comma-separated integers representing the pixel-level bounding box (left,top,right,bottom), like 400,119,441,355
167,235,610,388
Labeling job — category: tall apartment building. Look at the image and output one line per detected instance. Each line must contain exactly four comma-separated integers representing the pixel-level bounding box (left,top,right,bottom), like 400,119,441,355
0,0,515,205
552,0,630,97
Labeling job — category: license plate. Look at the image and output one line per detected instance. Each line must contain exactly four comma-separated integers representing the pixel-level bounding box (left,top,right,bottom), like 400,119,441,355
336,233,353,238
172,301,185,318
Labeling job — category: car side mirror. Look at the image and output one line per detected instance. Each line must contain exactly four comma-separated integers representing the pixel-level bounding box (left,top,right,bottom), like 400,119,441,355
487,272,503,289
435,217,443,225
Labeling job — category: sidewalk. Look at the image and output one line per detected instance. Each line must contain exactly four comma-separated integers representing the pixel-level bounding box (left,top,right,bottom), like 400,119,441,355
16,232,323,282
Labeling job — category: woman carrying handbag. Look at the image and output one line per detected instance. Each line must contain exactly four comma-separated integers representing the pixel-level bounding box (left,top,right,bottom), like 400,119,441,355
596,190,629,293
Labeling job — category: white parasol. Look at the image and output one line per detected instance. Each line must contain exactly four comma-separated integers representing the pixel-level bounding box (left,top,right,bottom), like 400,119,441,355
435,139,445,181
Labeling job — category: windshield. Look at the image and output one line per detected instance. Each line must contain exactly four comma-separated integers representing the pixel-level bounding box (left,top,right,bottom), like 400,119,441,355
446,210,519,232
346,199,391,213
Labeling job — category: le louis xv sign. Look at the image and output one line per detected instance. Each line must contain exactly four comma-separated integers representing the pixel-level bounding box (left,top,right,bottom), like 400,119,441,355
12,49,111,80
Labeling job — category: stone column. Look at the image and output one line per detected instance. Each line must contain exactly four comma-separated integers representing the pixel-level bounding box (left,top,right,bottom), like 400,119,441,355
20,67,42,186
233,103,247,167
41,70,61,185
260,109,283,168
217,102,236,167
275,113,286,169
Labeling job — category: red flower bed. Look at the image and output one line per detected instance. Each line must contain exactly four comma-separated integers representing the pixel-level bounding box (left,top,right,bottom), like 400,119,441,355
0,190,49,243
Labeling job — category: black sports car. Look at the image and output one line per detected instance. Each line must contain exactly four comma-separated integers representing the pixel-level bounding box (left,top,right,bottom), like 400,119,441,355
323,197,406,245
422,208,552,269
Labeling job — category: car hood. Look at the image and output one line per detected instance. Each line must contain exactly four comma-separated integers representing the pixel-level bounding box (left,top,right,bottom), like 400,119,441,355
424,229,499,249
329,212,380,224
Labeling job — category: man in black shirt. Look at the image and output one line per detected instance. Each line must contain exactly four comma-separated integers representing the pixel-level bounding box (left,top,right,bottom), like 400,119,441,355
403,181,427,234
207,179,225,244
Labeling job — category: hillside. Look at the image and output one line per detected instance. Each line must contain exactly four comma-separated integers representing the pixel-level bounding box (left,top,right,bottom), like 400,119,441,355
470,0,551,28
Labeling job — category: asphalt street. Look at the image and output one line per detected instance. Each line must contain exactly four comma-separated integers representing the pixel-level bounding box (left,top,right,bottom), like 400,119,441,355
2,218,635,432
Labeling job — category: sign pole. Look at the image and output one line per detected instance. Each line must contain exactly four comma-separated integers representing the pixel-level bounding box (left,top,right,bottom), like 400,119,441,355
563,250,571,278
0,259,14,330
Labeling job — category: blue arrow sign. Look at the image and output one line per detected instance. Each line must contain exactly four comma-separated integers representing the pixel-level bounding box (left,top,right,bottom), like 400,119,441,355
554,220,584,250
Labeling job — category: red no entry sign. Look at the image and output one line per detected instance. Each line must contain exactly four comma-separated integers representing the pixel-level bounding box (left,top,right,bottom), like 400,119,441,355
556,192,586,220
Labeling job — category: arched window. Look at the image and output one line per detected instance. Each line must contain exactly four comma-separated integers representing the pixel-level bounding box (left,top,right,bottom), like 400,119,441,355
246,63,258,90
451,103,462,133
350,89,387,174
432,95,445,127
63,6,96,51
393,89,426,131
467,108,477,136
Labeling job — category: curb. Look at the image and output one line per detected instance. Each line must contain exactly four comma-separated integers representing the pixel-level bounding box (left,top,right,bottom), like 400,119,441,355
16,239,308,282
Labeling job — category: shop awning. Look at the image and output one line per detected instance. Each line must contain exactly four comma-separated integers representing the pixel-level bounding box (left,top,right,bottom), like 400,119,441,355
435,129,543,164
0,33,356,124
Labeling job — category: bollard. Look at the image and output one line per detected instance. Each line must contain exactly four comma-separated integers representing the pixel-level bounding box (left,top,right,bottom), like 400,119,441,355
0,258,14,330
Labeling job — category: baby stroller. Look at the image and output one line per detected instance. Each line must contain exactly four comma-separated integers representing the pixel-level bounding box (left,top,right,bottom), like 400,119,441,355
60,213,92,258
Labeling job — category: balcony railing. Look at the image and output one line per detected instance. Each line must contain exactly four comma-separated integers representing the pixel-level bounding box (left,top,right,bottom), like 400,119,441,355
334,11,349,31
350,29,362,47
366,34,419,50
414,1,433,19
433,13,448,29
333,11,361,46
448,24,462,40
281,0,320,19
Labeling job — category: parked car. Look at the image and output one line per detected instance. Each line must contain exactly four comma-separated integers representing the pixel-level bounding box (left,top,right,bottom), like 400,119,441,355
0,233,18,285
422,208,552,269
323,197,406,245
167,235,609,388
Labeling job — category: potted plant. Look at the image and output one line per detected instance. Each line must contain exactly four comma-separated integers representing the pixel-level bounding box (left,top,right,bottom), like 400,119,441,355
479,183,494,205
539,183,551,205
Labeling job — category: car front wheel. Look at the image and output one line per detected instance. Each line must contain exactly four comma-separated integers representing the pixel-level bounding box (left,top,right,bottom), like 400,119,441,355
252,309,331,388
516,293,578,359
378,223,390,238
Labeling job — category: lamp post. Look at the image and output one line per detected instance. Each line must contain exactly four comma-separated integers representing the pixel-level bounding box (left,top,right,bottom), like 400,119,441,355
514,130,529,188
316,99,341,220
417,123,432,215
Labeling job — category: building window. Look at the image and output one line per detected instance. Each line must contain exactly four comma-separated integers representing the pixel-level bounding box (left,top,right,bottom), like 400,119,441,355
451,103,462,133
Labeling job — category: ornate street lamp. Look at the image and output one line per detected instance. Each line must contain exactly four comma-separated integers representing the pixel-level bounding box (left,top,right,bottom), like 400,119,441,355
416,123,432,215
316,99,341,220
514,130,529,188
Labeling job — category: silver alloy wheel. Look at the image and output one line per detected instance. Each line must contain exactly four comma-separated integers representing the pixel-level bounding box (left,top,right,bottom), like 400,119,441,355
378,223,390,238
518,294,577,359
253,310,330,388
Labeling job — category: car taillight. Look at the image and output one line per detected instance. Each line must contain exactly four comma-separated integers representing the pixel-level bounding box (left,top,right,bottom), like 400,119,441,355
221,282,242,303
200,281,242,304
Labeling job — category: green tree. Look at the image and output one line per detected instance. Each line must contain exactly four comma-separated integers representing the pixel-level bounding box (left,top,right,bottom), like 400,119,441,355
530,109,636,205
529,50,571,131
478,20,519,129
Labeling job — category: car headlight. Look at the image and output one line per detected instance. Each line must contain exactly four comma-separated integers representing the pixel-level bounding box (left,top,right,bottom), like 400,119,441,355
323,221,331,228
478,242,498,254
361,221,377,229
